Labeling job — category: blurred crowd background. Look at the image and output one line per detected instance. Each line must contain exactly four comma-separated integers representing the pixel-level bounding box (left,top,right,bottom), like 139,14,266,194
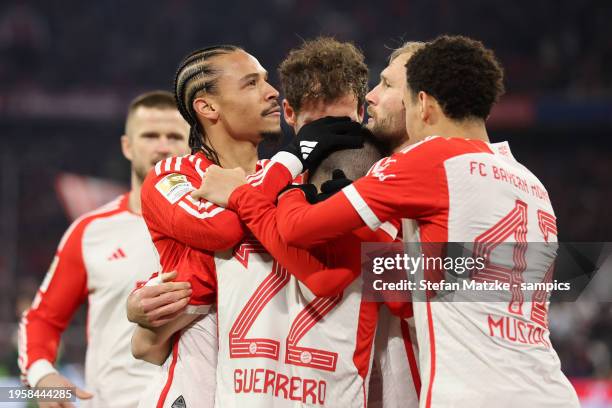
0,0,611,405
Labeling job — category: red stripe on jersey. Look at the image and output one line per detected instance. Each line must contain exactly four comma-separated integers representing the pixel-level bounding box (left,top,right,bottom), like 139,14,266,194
229,262,290,360
400,319,421,398
425,302,436,408
246,160,270,183
352,302,379,382
157,334,180,408
285,295,341,372
537,209,557,242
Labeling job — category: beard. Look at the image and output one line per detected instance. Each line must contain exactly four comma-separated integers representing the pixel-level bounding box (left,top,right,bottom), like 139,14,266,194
368,116,407,154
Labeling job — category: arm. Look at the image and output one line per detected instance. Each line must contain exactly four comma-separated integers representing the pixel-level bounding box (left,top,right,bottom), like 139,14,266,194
275,144,446,248
130,252,216,364
126,271,192,329
18,219,89,390
247,160,295,198
131,314,198,365
228,184,357,297
275,188,366,249
142,168,247,252
142,159,294,252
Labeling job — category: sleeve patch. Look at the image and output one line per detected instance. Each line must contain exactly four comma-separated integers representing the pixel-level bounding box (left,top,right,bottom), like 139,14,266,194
155,173,194,204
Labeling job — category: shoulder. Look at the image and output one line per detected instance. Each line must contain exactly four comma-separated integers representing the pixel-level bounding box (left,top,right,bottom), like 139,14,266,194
58,194,129,250
364,137,494,184
142,153,214,201
397,136,492,161
149,153,214,182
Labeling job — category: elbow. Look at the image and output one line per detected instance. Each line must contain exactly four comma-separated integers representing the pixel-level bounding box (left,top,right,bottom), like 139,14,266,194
130,330,157,362
207,226,246,252
277,224,312,249
131,339,166,365
130,336,149,361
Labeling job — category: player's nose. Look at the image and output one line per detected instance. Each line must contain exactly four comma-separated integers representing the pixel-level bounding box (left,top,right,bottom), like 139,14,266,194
155,136,172,155
366,86,379,105
264,82,280,101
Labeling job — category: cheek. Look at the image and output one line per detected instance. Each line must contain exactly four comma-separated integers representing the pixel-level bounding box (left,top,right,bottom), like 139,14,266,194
171,141,191,156
133,141,156,158
231,98,257,121
381,92,402,114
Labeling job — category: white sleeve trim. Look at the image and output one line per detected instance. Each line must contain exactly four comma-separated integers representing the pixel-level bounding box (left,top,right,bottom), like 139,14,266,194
342,184,382,231
271,151,303,179
185,304,212,315
27,359,58,387
379,221,399,240
144,275,163,286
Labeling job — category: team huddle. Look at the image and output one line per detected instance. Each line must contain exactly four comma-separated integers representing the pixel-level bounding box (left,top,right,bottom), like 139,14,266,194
18,35,580,408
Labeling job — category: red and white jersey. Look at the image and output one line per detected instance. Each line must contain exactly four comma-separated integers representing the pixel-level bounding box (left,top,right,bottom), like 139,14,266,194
183,236,375,408
276,137,579,408
224,181,407,408
18,194,160,408
373,307,420,408
141,153,299,407
137,310,218,408
141,153,292,275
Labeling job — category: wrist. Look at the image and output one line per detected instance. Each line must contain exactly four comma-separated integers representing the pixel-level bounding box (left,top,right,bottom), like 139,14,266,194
27,359,58,387
271,151,303,179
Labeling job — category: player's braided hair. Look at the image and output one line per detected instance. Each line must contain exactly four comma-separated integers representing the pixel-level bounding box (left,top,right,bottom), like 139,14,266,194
174,45,242,164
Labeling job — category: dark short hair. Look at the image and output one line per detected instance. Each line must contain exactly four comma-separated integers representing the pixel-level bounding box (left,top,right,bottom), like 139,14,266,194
309,134,385,187
127,90,177,115
279,37,368,112
405,35,505,120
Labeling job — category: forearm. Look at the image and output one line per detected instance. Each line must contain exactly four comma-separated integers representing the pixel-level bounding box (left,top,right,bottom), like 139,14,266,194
169,208,247,251
275,188,365,248
249,161,295,199
229,184,357,296
131,326,172,365
131,313,197,364
18,255,86,385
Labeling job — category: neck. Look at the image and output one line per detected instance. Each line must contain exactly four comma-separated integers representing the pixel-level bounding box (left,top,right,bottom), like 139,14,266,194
206,127,259,173
391,136,410,154
128,171,142,214
398,119,490,151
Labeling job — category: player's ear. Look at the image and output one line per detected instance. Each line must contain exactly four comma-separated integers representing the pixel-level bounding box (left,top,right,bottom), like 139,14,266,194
121,134,133,162
419,91,432,123
357,104,365,122
193,96,219,122
282,99,296,127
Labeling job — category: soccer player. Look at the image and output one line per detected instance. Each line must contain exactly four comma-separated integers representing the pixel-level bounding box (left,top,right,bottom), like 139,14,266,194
129,45,363,408
18,91,192,408
199,36,581,407
194,37,419,408
365,41,425,408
